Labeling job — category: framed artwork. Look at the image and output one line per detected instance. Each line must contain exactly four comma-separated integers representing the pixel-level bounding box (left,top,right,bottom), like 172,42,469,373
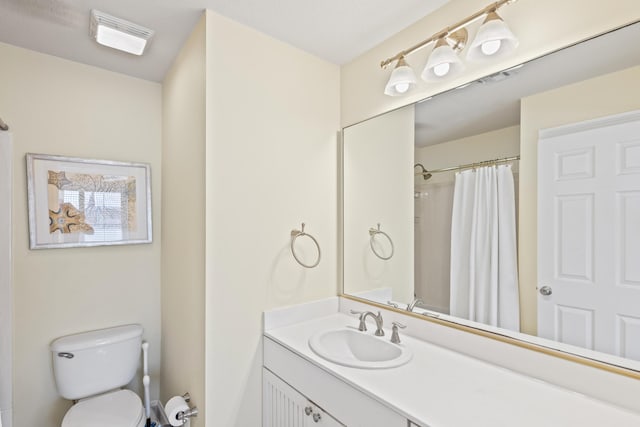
26,153,152,249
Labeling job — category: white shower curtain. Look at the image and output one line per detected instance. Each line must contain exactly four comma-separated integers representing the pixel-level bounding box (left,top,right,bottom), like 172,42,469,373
450,165,520,331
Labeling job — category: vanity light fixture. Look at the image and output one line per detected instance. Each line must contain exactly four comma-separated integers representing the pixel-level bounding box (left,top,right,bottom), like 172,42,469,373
466,11,519,61
381,0,518,96
90,9,154,56
384,56,418,96
421,29,467,81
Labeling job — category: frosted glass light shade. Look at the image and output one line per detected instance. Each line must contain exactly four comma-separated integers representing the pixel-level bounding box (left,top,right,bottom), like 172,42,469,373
384,57,417,96
90,10,154,56
467,12,518,61
421,39,464,81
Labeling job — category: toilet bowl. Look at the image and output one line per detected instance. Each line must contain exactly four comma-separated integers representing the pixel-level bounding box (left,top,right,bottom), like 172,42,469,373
50,324,145,427
61,389,145,427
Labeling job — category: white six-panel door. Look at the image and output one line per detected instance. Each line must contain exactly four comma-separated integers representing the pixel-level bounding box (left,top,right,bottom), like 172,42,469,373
538,111,640,361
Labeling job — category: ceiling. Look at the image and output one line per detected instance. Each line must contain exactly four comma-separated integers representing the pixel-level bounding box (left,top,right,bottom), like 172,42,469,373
414,21,640,147
0,0,450,82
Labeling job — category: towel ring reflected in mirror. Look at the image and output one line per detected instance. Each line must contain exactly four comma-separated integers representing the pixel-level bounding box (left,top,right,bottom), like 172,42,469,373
290,223,321,268
369,223,394,260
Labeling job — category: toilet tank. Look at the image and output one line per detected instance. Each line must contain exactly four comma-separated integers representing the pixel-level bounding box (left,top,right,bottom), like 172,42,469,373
50,324,143,400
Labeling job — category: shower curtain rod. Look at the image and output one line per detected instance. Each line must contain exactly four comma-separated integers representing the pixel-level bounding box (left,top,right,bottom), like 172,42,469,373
415,155,520,176
0,117,8,131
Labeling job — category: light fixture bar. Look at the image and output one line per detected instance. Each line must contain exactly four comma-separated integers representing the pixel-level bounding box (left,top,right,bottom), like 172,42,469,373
380,0,517,69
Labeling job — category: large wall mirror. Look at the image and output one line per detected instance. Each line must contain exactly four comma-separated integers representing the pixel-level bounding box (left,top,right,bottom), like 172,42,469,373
342,21,640,374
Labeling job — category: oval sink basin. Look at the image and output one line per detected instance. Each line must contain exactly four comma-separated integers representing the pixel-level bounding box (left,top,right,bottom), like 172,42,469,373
308,328,412,369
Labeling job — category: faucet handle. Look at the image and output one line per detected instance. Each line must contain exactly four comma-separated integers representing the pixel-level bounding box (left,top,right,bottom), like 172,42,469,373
350,310,367,331
391,321,406,344
386,301,399,308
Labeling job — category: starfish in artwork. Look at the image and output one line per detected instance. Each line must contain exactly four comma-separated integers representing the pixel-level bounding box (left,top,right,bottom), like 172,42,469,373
49,203,94,234
48,170,72,189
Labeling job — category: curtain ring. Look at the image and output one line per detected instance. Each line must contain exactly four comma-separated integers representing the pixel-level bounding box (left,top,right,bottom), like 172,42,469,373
290,223,321,268
369,223,394,260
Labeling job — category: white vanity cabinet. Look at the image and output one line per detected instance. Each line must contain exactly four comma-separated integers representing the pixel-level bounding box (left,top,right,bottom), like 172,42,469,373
263,337,408,427
264,368,343,426
264,302,640,427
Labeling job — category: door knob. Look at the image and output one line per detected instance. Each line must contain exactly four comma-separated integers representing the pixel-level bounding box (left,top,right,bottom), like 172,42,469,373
313,412,322,422
304,406,313,416
539,285,552,296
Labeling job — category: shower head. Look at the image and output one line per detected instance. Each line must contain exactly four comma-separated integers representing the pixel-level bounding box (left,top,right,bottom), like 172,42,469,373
414,163,432,181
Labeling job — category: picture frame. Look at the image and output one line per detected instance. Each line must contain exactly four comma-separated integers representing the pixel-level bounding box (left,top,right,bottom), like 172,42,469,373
26,153,152,249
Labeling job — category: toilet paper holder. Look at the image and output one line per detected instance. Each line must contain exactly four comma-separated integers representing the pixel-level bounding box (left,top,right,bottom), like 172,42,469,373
176,393,199,422
177,407,199,422
151,393,198,427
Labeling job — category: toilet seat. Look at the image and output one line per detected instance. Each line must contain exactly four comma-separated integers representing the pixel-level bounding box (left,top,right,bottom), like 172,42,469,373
61,389,145,427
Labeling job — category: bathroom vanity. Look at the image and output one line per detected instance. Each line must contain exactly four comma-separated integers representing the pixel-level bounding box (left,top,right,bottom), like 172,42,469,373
263,298,640,427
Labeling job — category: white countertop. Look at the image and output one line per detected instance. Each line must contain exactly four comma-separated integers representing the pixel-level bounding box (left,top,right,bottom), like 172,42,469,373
265,311,640,427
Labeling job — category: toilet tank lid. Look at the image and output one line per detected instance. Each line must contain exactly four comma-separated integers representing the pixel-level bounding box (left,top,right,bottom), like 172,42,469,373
50,324,143,352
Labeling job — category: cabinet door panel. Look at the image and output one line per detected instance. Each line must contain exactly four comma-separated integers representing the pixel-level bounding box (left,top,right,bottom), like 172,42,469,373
264,338,407,427
263,368,343,426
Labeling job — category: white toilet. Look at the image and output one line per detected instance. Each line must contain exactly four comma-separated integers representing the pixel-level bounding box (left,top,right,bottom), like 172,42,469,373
50,324,146,427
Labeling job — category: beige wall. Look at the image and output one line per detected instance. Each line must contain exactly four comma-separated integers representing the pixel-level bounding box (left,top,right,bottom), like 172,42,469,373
341,0,640,127
0,131,12,427
519,64,640,335
0,43,162,427
161,15,206,427
204,10,340,425
342,105,415,303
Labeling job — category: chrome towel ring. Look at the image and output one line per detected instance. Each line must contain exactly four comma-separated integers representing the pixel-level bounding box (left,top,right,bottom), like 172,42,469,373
290,223,321,268
369,223,394,260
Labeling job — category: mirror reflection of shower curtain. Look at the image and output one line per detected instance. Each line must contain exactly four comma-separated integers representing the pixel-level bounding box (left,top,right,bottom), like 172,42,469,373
450,165,520,332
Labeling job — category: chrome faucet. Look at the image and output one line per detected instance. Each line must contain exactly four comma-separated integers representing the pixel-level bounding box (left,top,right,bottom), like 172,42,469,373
406,297,424,312
350,310,385,336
